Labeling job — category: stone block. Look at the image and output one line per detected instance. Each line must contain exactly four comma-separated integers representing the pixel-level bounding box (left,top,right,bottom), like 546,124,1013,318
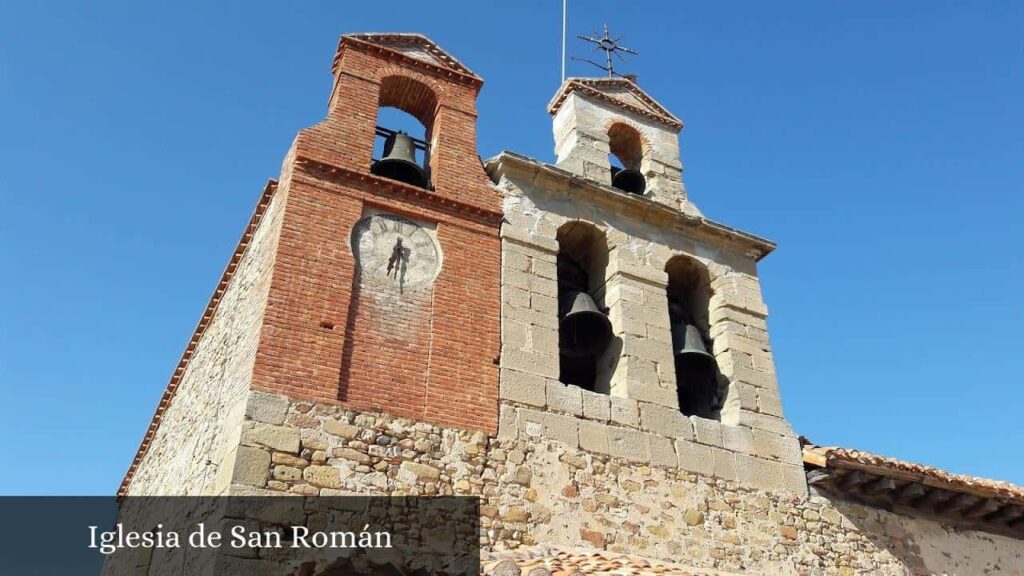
502,250,530,274
400,461,440,481
272,465,301,482
245,423,300,453
323,419,360,439
639,402,692,439
721,424,754,455
675,440,713,476
727,410,794,436
691,416,724,447
530,326,559,353
757,388,785,417
529,292,558,315
609,396,640,427
499,369,547,407
709,303,768,329
579,419,610,454
532,257,558,280
734,454,806,495
502,319,529,350
733,383,759,412
751,349,775,373
581,390,611,422
303,465,342,488
648,434,677,468
245,391,288,426
752,429,803,465
547,381,584,416
709,293,768,318
625,383,678,409
610,312,647,337
502,350,559,379
497,403,518,440
544,411,580,448
232,446,270,487
623,334,675,365
710,447,737,482
501,227,559,254
607,426,649,462
715,332,769,357
730,365,778,389
517,407,547,439
502,285,531,308
517,408,579,448
781,463,810,497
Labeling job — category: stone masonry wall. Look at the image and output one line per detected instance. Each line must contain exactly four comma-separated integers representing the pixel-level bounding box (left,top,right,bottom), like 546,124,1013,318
125,181,287,496
231,391,1024,575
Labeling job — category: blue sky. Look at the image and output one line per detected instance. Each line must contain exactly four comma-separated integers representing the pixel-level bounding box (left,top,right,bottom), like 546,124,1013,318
1,1,1021,495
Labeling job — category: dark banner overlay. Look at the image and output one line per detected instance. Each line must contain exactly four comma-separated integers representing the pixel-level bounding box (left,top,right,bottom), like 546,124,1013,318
0,497,479,576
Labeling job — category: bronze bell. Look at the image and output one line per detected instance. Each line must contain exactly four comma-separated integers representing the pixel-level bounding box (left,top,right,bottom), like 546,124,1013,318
371,132,427,188
559,290,613,357
671,322,716,371
611,167,646,195
672,321,718,417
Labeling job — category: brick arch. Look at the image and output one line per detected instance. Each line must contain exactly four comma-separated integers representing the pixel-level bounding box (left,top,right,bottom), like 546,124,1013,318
377,74,441,132
605,121,650,170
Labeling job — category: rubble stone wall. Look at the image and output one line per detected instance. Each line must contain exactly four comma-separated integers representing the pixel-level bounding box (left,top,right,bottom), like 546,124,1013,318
231,392,1024,575
125,183,287,496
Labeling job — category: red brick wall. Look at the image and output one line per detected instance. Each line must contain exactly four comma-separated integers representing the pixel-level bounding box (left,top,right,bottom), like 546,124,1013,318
250,38,501,433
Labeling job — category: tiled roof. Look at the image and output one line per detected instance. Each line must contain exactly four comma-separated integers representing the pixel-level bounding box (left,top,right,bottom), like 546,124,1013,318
802,439,1024,538
803,442,1024,504
482,546,737,576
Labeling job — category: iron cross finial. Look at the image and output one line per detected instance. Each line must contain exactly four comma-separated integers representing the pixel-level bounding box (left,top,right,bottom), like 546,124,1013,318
573,24,638,79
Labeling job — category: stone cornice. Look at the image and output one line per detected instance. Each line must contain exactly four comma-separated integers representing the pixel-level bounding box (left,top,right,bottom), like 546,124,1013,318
548,78,683,131
484,152,775,261
294,156,503,227
334,35,483,91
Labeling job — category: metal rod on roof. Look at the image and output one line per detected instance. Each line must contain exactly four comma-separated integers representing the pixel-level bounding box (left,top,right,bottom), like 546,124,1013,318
561,0,567,82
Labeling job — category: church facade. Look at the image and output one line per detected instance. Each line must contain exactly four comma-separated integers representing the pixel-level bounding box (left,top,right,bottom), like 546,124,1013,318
119,33,1024,575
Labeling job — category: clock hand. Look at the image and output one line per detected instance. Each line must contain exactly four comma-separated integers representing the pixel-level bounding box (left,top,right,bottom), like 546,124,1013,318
386,237,403,278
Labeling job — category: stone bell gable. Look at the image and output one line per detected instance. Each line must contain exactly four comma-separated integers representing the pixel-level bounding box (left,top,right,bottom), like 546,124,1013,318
486,75,804,495
548,77,698,216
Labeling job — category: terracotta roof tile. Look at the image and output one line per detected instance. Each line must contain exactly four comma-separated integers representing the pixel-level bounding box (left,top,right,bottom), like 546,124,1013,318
482,546,738,576
802,441,1024,504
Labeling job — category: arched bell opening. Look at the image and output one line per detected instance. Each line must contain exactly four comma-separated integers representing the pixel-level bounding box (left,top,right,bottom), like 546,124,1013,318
371,76,438,189
665,255,718,418
607,122,647,195
556,221,611,392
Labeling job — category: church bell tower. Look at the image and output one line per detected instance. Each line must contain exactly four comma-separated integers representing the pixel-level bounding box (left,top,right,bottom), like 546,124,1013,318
120,33,503,497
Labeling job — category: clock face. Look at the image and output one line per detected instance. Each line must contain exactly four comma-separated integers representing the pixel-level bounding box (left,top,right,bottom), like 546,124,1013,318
351,213,440,292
